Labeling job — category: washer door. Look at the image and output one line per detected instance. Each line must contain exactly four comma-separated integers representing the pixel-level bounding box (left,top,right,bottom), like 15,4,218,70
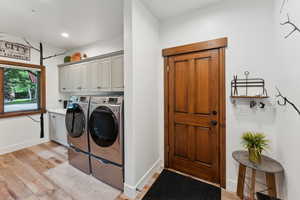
65,103,86,138
89,106,119,147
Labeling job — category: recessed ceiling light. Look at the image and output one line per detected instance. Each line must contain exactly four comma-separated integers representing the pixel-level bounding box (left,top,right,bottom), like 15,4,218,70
61,33,69,38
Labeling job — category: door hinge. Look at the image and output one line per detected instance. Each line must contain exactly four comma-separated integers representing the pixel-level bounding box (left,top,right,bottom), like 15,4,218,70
167,65,170,72
166,145,170,153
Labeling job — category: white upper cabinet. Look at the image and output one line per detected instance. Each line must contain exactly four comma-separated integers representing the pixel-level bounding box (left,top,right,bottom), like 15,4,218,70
59,65,71,92
89,61,100,91
79,62,89,91
89,58,111,91
70,63,82,91
111,55,124,90
98,58,112,91
59,52,124,93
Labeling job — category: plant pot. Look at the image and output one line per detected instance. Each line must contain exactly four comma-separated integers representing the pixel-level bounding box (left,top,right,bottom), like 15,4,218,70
248,148,261,164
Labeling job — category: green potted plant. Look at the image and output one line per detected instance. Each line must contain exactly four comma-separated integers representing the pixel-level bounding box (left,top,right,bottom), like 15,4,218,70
242,132,269,164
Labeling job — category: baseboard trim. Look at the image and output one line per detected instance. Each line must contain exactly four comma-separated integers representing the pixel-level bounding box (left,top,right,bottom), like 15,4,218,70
227,179,237,192
124,183,137,199
0,138,50,155
136,159,162,191
124,159,162,199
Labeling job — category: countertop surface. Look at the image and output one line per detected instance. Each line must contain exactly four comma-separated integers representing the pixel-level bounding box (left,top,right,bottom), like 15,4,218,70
47,108,67,115
232,151,284,173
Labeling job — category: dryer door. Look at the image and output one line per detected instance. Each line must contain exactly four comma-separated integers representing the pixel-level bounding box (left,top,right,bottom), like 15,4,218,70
89,106,119,147
65,103,86,138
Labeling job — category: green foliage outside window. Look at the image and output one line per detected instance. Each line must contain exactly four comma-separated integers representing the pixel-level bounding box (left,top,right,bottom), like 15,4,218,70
4,68,39,105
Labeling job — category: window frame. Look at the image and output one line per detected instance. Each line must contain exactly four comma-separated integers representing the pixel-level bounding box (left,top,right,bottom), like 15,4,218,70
0,60,46,118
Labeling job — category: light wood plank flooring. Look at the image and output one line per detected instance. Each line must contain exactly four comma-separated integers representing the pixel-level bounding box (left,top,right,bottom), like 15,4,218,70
0,142,239,200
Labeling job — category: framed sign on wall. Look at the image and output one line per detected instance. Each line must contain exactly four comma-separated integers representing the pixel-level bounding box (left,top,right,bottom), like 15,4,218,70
0,40,31,61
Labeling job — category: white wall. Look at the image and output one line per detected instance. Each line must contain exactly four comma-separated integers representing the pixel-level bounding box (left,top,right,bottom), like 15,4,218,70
274,0,300,199
123,0,161,198
159,0,280,194
67,35,123,58
0,34,64,154
124,0,135,193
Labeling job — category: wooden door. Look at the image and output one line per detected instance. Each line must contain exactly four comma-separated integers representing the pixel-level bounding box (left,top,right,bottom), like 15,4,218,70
167,49,222,184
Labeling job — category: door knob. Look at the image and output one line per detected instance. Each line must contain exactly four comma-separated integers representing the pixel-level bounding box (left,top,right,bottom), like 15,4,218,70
212,110,218,115
211,120,218,126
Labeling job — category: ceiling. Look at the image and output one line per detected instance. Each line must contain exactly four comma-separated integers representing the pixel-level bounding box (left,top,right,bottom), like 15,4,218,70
141,0,223,20
0,0,123,50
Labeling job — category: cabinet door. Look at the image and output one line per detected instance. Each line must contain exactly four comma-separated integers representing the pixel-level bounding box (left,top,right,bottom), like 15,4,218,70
55,115,68,146
88,61,100,91
49,113,68,146
88,58,111,91
49,113,58,141
59,66,70,92
111,55,124,90
80,63,89,91
98,58,111,90
69,63,82,92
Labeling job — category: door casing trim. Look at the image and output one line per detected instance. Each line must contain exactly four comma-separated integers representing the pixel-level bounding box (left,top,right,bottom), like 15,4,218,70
162,37,227,188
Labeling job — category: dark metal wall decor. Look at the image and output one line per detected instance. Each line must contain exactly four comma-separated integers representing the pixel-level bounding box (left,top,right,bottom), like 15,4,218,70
231,71,268,108
280,0,300,39
231,71,268,98
276,87,300,115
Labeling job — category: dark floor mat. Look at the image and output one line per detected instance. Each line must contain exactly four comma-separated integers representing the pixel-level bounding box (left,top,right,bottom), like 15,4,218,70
142,170,221,200
257,193,282,200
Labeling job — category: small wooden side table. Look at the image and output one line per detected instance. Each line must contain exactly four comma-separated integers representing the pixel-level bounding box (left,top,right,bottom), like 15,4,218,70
232,151,284,200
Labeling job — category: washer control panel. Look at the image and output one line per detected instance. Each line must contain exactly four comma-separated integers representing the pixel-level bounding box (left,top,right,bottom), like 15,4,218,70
91,96,123,105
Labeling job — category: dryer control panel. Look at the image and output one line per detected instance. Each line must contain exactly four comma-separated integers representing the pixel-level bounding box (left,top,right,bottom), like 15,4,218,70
108,97,118,104
91,96,123,105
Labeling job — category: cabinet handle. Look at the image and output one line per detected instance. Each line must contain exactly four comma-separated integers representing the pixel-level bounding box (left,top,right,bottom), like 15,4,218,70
97,86,102,89
77,86,82,90
63,88,66,90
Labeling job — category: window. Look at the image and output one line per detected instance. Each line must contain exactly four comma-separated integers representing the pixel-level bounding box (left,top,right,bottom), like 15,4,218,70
0,60,46,118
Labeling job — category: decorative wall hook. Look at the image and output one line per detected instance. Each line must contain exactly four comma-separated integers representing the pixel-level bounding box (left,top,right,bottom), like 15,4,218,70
276,87,300,115
280,13,300,39
280,0,300,39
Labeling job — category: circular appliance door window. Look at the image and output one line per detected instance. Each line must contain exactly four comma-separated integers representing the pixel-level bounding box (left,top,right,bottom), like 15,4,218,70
65,103,85,138
89,106,119,147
